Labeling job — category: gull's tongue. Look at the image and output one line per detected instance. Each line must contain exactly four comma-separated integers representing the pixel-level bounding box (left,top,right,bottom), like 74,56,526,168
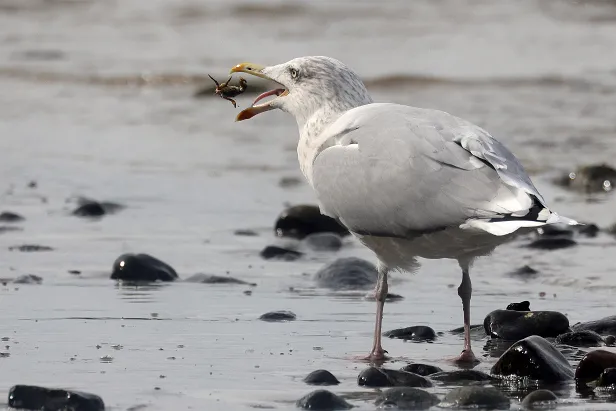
252,88,286,106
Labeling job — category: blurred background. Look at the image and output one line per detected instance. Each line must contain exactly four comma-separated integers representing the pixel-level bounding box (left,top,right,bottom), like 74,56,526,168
0,1,615,410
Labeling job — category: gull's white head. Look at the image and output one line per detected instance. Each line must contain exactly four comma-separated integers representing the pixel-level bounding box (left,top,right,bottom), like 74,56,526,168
230,56,373,128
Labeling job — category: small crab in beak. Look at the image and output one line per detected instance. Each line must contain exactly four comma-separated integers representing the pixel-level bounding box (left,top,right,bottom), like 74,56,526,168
230,63,289,121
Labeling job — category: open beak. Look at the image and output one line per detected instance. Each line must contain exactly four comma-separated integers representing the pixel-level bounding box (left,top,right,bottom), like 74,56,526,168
230,63,288,121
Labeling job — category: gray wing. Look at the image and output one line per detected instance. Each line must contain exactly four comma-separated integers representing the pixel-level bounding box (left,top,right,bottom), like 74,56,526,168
310,103,551,238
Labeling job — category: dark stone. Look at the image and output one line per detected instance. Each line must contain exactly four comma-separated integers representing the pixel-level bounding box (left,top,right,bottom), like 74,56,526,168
506,301,531,311
429,370,493,384
526,237,577,250
595,367,616,387
366,293,404,302
8,385,105,411
555,163,616,193
274,204,349,239
72,198,125,218
278,176,303,188
304,370,340,386
9,244,54,252
400,363,443,376
184,273,256,286
575,349,616,382
577,223,600,238
521,389,558,409
314,258,377,291
375,387,439,410
110,253,178,282
450,324,484,334
233,229,258,236
13,274,43,284
296,390,352,410
572,315,616,335
556,330,603,347
303,232,343,252
259,310,296,322
383,326,437,342
606,335,616,346
509,266,539,279
259,245,302,261
441,386,510,409
0,211,24,222
0,226,23,234
491,335,574,382
357,367,432,388
484,309,569,340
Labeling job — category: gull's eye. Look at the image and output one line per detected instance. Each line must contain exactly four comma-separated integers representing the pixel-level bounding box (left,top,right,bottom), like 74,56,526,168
289,68,299,79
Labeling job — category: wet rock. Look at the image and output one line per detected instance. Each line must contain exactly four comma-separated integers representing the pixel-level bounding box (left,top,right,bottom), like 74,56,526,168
555,163,616,193
278,176,303,188
521,389,558,409
365,292,404,302
357,367,432,388
8,384,105,411
375,387,439,410
506,301,531,311
260,245,303,261
304,370,340,386
484,309,569,340
303,232,343,252
429,370,493,384
556,330,603,347
9,244,54,252
110,253,178,282
0,211,24,222
606,335,616,346
441,386,510,409
296,389,352,410
233,229,258,236
383,325,437,342
595,367,616,387
274,204,349,239
259,310,296,322
0,226,23,234
491,335,574,382
577,223,600,238
13,274,43,284
526,225,577,250
400,363,443,376
314,257,377,291
184,273,256,286
509,266,539,279
72,198,125,217
575,349,616,382
450,323,484,335
572,315,616,335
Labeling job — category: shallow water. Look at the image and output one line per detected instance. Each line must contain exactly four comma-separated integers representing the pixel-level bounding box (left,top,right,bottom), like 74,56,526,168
1,0,616,410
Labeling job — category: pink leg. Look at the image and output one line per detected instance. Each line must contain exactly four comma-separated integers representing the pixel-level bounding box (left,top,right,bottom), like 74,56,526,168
364,265,389,361
455,267,479,364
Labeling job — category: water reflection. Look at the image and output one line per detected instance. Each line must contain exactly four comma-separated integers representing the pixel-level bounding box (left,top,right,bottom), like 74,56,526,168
114,281,169,303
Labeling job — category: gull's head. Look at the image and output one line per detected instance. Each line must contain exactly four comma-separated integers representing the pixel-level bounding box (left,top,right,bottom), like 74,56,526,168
230,56,373,124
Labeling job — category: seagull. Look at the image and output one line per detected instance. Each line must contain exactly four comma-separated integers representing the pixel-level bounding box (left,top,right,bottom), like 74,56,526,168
230,56,578,364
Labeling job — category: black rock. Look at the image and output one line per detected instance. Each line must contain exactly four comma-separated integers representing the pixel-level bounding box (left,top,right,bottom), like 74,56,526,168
357,367,432,388
13,274,43,284
304,370,340,386
491,335,574,382
8,385,105,411
0,211,24,222
184,273,256,286
110,253,178,282
526,236,577,250
429,370,493,384
400,363,443,376
441,386,510,409
606,335,616,346
72,198,125,218
366,292,404,302
375,387,439,410
259,245,303,261
577,223,600,238
259,310,296,322
555,163,616,193
575,349,616,382
506,301,531,311
274,204,349,239
595,367,616,387
450,323,484,335
509,265,539,279
383,326,437,342
314,258,377,291
303,232,343,252
9,244,54,252
556,330,603,347
296,389,352,410
233,229,258,236
520,389,558,409
572,315,616,335
484,309,569,340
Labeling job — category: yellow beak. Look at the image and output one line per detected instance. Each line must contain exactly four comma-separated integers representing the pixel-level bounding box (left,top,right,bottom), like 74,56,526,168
229,62,279,121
